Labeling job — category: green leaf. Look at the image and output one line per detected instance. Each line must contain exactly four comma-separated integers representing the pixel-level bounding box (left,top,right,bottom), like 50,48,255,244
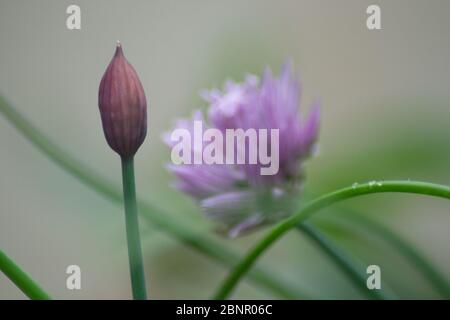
214,180,450,299
0,250,51,300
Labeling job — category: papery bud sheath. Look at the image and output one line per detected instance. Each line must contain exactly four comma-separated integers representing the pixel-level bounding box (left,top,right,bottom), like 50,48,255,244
98,42,147,158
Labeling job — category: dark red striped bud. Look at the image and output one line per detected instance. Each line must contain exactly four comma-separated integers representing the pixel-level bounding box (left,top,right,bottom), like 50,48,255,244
98,42,147,158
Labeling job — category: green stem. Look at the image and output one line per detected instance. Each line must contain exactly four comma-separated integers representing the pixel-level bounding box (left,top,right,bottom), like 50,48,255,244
337,210,450,298
297,222,395,299
0,250,51,300
0,95,305,299
121,157,147,300
214,180,450,299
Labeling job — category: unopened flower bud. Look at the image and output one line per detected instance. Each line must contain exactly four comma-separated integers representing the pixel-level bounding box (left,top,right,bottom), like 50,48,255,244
98,42,147,158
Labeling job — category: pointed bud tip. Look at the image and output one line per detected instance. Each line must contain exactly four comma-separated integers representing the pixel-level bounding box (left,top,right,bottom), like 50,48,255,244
114,41,123,57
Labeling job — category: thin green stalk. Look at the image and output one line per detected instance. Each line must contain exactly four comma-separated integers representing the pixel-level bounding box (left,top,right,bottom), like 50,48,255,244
214,180,450,299
0,95,306,299
0,250,51,300
297,222,396,300
121,157,147,300
337,210,450,298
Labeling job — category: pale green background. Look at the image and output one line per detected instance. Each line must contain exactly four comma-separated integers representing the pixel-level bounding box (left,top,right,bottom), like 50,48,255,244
1,0,450,299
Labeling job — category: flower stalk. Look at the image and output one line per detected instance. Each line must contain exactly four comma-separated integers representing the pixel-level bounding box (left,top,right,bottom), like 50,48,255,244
121,157,147,300
0,250,51,300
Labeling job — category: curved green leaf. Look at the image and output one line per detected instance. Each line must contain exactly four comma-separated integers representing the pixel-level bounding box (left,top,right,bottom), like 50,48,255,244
214,180,450,299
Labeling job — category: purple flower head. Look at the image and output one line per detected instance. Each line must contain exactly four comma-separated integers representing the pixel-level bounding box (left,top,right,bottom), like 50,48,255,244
164,63,320,237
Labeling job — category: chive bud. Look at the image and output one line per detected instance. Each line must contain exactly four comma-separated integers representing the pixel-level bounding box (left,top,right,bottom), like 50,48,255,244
98,42,147,158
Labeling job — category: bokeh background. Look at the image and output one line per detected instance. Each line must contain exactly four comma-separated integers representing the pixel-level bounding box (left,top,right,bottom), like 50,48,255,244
1,0,450,299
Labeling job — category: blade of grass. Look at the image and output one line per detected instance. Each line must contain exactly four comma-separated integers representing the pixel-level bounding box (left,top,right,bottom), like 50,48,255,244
0,95,307,299
214,180,450,299
334,210,450,299
0,250,51,299
297,222,396,299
